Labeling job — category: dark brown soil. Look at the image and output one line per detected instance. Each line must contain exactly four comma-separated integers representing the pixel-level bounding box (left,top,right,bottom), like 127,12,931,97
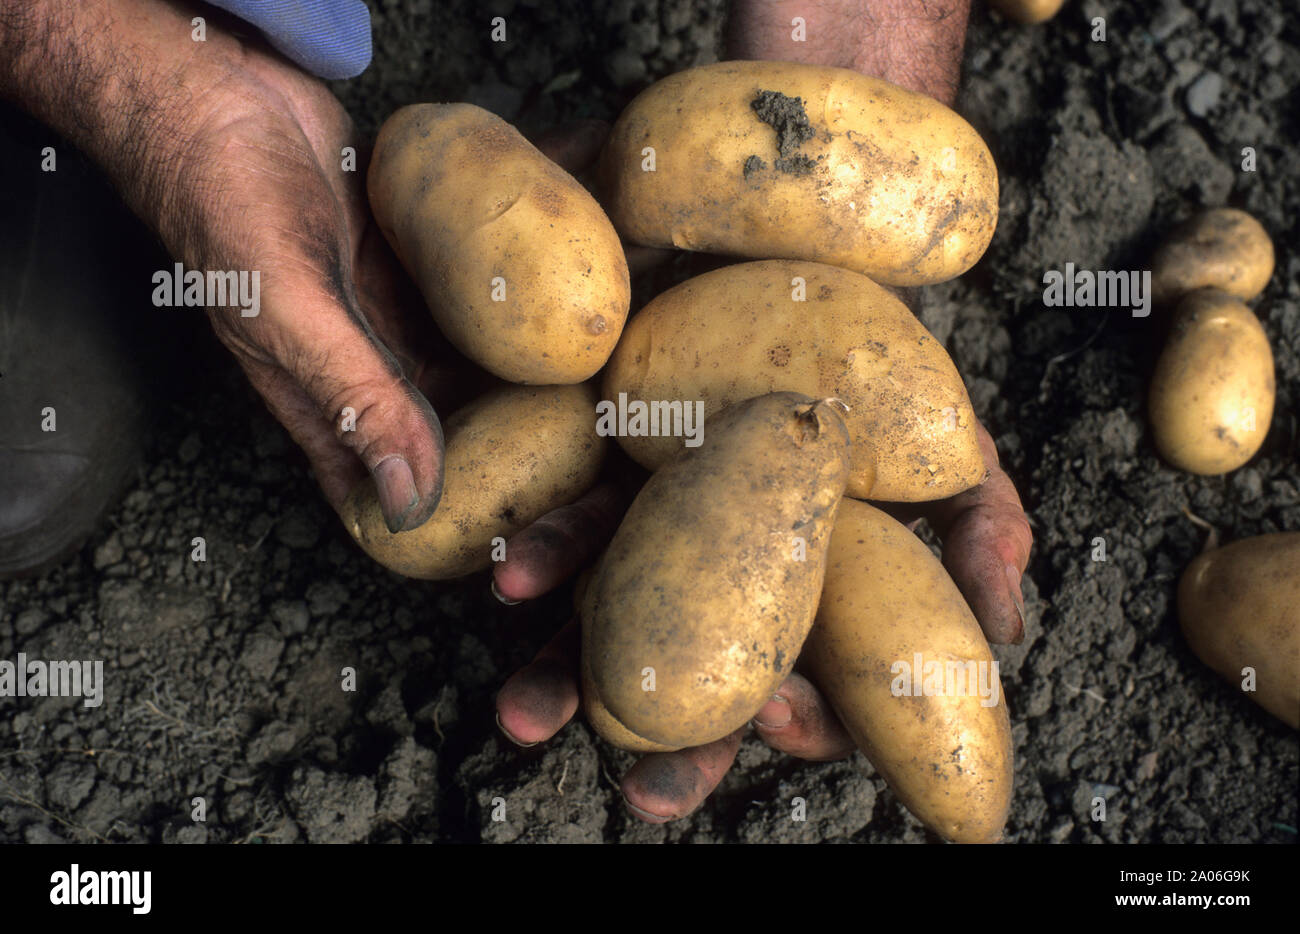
1,0,1296,844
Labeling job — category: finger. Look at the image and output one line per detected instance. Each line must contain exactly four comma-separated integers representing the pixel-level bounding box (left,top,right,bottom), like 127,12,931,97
924,422,1033,644
495,619,581,747
252,240,446,533
621,728,745,823
492,482,630,604
751,672,856,761
531,119,611,174
191,120,445,533
234,356,369,505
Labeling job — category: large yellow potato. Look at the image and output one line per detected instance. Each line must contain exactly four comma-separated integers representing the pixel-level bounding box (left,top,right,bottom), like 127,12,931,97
1149,289,1274,475
600,61,999,287
369,104,630,384
343,383,605,579
583,393,850,750
802,499,1014,843
989,0,1066,24
1151,208,1275,305
602,260,984,501
1178,533,1300,729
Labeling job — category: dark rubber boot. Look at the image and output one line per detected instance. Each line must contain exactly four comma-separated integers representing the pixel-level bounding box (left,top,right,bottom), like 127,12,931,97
0,109,157,577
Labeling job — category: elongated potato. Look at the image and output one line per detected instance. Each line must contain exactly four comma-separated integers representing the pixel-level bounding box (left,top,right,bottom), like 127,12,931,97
602,260,983,501
600,61,998,286
802,499,1013,843
583,393,850,750
1151,208,1274,305
1178,533,1300,729
369,104,629,384
989,0,1066,24
344,383,605,579
1149,289,1274,475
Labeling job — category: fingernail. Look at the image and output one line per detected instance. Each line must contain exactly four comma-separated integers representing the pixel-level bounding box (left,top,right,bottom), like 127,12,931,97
491,577,523,606
623,796,671,824
495,712,539,748
373,455,420,533
752,694,791,730
1005,564,1027,644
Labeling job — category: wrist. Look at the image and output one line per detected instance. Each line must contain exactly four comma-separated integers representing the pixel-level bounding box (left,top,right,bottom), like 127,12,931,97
2,0,272,255
726,0,971,104
2,1,220,200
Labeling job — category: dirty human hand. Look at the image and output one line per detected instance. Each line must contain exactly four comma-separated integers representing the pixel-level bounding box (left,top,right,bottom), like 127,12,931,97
497,0,1034,824
2,0,481,535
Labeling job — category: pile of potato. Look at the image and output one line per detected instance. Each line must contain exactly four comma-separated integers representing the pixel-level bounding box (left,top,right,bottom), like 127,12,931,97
1143,209,1297,729
347,60,1023,843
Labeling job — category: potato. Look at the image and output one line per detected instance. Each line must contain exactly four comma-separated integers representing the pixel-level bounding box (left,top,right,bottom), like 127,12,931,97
801,499,1014,843
988,0,1066,24
602,260,984,501
573,566,677,752
583,393,850,750
1178,533,1300,729
368,104,629,384
580,628,679,754
1151,208,1274,306
600,61,998,287
1149,289,1274,475
344,383,605,579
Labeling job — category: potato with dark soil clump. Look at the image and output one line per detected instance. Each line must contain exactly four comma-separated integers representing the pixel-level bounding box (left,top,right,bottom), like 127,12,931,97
600,62,998,287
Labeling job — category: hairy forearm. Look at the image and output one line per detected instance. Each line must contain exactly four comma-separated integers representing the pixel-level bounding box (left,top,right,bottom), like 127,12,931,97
726,0,971,103
2,0,279,269
2,0,232,223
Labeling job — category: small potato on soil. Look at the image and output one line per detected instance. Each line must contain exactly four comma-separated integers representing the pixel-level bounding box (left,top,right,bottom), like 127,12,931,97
1148,289,1274,475
1150,208,1275,306
1178,533,1300,729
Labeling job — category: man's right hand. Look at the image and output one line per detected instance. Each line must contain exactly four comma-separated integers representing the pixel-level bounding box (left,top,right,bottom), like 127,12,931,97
3,0,469,532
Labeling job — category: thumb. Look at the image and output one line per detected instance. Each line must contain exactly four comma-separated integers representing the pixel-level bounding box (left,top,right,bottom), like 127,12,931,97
219,283,445,534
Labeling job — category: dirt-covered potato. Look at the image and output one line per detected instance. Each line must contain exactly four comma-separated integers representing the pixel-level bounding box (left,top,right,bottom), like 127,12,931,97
600,61,998,287
1151,208,1275,305
582,393,851,750
1149,289,1274,475
602,260,983,501
802,499,1014,843
988,0,1066,24
368,104,629,384
1178,533,1300,729
343,383,605,579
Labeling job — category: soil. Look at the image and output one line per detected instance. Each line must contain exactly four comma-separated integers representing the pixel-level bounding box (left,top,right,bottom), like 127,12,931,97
2,0,1297,844
749,89,820,174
